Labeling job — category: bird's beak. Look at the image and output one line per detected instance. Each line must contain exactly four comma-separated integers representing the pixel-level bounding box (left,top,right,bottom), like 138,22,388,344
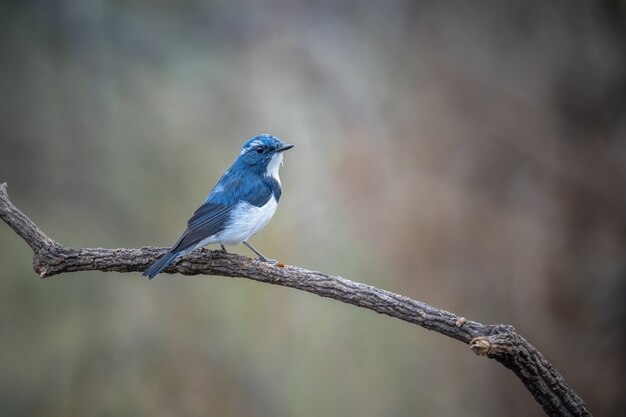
276,144,294,153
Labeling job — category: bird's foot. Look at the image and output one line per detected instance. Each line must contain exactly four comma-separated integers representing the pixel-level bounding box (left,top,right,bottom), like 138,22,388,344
255,256,277,264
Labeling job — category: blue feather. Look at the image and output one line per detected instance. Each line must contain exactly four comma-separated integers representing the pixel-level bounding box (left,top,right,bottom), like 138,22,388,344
143,134,293,278
142,251,181,279
208,166,281,207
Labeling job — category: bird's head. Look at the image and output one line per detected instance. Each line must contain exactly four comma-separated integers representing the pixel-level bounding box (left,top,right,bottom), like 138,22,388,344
237,134,294,175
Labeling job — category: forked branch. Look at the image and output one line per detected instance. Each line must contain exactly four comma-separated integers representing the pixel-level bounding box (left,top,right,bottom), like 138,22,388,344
0,182,590,416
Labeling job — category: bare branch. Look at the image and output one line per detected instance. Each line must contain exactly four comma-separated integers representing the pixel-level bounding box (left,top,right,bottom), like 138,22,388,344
0,182,591,417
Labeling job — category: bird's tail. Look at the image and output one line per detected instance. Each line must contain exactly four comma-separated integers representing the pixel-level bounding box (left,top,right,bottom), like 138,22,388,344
143,251,181,279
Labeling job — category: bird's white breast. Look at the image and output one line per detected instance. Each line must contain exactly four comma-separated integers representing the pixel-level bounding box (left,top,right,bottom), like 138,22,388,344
266,152,283,185
215,197,279,245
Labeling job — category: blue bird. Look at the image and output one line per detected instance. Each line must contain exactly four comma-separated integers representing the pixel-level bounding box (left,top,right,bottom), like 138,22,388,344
143,134,294,279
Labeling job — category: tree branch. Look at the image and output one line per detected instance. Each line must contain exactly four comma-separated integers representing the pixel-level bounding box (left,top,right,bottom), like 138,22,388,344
0,182,591,416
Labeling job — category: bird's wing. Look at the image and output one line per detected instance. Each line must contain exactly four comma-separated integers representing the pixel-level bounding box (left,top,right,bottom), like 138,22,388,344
170,202,232,253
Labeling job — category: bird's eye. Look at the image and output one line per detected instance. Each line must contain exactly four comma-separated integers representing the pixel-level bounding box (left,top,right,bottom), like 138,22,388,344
255,146,264,154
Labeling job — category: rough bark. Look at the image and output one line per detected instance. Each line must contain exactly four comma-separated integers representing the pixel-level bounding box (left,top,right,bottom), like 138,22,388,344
0,182,591,416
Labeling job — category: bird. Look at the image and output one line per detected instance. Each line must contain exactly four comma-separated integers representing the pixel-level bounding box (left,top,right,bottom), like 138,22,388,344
143,134,294,279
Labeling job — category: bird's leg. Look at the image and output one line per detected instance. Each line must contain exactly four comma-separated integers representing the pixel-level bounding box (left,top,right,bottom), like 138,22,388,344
243,241,276,263
220,244,228,253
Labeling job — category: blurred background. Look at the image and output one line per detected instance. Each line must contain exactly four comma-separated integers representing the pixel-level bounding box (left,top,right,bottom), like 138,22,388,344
1,1,625,416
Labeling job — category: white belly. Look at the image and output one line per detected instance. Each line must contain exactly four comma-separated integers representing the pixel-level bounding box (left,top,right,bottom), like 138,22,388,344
214,197,278,245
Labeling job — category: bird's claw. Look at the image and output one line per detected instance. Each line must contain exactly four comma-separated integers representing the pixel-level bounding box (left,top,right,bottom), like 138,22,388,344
255,257,277,264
